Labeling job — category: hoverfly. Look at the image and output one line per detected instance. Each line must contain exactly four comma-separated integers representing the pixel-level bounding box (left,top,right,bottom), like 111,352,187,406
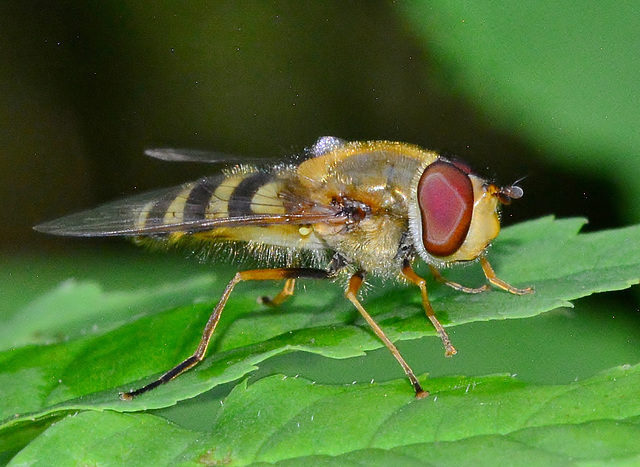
35,136,532,400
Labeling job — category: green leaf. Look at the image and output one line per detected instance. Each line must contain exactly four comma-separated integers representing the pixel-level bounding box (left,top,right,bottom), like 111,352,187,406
1,217,639,459
0,275,215,352
0,221,640,418
1,219,639,405
8,365,640,465
399,2,640,222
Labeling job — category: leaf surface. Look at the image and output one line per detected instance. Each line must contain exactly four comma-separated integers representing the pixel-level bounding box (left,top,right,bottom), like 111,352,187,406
8,365,640,465
1,218,639,462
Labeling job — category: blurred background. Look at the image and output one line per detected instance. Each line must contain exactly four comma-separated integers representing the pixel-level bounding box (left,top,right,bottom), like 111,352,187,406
4,1,639,247
1,2,638,385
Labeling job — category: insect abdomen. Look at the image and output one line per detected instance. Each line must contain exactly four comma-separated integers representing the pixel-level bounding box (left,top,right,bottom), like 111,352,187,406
135,168,323,254
137,169,279,230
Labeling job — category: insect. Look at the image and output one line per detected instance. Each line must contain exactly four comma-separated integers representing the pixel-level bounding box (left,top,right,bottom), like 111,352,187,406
35,136,533,400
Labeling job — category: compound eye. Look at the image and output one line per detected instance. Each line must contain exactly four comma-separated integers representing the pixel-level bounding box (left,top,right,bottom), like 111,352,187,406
417,160,474,257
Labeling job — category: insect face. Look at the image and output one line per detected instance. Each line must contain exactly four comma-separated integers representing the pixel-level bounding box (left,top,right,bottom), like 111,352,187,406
408,158,509,268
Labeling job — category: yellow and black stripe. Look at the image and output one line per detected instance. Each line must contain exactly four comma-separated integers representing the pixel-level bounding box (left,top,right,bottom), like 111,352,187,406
138,171,278,231
133,168,322,251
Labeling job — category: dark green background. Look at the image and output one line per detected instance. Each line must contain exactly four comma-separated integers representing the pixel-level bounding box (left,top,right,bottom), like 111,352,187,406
4,1,639,249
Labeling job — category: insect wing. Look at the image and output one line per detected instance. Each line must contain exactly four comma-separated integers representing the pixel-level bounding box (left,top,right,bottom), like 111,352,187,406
34,176,343,238
145,136,349,165
144,148,276,164
35,182,201,237
144,147,313,167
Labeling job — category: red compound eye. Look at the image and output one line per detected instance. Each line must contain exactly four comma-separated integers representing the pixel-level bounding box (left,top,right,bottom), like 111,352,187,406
417,160,474,257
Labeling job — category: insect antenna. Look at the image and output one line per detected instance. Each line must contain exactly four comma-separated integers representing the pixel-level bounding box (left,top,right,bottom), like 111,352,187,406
497,175,528,205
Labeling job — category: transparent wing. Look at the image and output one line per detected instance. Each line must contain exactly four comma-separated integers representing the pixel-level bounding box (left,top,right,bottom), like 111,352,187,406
34,177,342,238
144,148,303,165
145,136,347,164
145,148,267,164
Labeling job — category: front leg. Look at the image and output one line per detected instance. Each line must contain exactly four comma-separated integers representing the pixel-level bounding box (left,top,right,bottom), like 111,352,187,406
429,265,490,294
480,257,534,295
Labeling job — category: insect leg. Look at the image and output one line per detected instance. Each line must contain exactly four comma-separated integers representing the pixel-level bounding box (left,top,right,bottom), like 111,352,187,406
258,278,296,307
401,261,457,357
429,265,490,294
120,268,328,401
479,257,534,295
345,271,429,399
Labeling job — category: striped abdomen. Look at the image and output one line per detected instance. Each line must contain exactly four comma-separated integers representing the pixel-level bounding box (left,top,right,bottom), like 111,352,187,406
136,167,324,250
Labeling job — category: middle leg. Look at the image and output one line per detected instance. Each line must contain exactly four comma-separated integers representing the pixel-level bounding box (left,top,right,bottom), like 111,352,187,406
345,271,429,399
402,260,457,357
